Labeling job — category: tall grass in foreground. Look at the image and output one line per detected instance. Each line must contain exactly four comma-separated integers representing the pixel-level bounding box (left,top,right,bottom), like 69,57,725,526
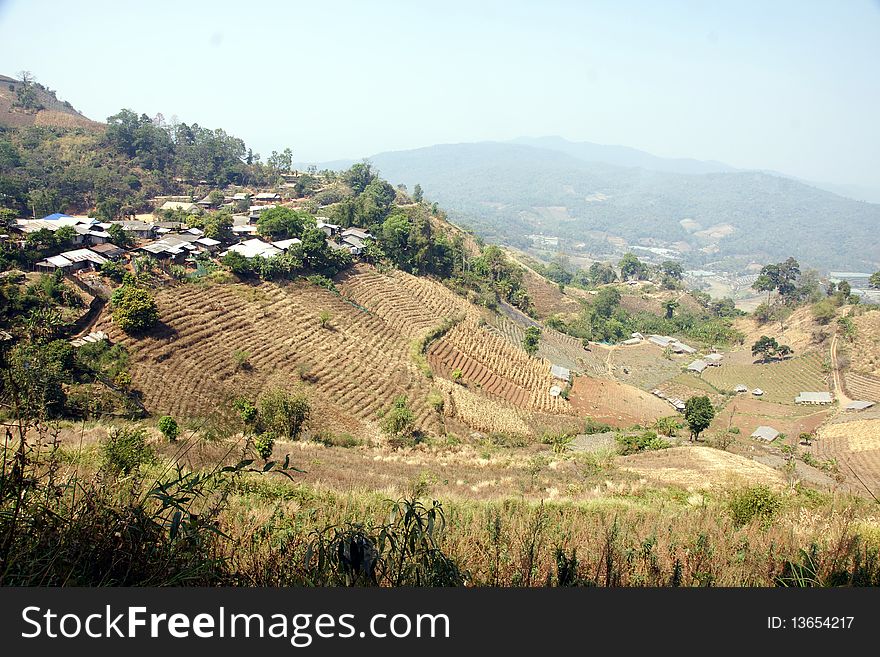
2,421,880,587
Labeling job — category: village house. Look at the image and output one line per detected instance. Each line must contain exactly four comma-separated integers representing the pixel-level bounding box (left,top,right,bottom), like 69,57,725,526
35,248,109,272
316,219,340,237
221,238,283,260
550,364,571,383
89,242,126,260
795,391,833,405
139,235,200,262
687,359,708,374
157,201,199,213
253,192,282,204
704,353,724,365
845,401,875,411
110,220,155,239
751,426,780,442
752,388,764,396
734,384,749,393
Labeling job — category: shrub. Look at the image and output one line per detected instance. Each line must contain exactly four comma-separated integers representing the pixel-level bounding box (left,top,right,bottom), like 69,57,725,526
101,426,154,475
111,284,159,334
232,349,251,372
451,368,463,383
542,431,575,455
312,431,362,448
616,430,670,456
583,417,612,434
253,431,276,460
233,398,258,426
728,485,782,528
157,415,180,442
381,395,416,446
257,388,311,440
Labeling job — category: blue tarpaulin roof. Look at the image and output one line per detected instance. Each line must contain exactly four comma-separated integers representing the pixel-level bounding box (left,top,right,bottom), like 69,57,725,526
41,213,73,221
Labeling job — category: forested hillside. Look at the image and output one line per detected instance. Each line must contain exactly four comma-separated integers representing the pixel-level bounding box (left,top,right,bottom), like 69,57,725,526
325,142,880,272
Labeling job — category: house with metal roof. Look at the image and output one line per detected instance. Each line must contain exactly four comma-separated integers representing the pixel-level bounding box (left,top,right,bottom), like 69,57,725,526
704,353,724,365
795,392,833,405
687,359,708,373
550,364,571,382
222,238,283,260
752,388,764,396
734,384,749,393
751,426,780,442
271,238,302,251
845,401,876,411
158,201,199,213
35,248,109,272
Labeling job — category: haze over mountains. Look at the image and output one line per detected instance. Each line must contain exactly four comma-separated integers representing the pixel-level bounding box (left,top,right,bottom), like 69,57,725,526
309,137,880,273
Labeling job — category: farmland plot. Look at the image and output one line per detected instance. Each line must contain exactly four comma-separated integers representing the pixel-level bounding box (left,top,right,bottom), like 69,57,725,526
428,320,573,415
811,418,880,496
701,351,828,404
710,398,830,439
96,280,444,437
486,311,606,376
336,263,476,338
844,372,880,402
569,376,671,427
610,342,684,390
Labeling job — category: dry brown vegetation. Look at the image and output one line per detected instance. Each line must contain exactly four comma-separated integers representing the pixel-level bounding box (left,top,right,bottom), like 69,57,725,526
847,310,880,377
569,375,671,427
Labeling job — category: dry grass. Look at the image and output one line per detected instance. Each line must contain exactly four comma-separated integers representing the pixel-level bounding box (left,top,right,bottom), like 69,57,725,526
619,446,785,491
569,375,671,427
848,310,880,377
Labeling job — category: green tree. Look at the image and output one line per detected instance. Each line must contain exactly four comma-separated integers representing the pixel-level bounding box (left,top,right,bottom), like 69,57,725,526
619,252,648,281
381,395,416,443
412,184,423,203
684,396,715,442
319,310,331,328
592,286,621,317
342,162,376,194
107,223,134,248
157,415,180,442
663,299,679,319
751,335,779,362
257,206,306,240
111,284,159,334
222,250,252,275
257,388,310,440
869,272,880,289
588,262,617,286
522,326,541,356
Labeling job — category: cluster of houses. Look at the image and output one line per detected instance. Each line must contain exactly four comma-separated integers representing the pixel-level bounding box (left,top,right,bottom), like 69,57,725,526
650,389,687,413
10,200,375,275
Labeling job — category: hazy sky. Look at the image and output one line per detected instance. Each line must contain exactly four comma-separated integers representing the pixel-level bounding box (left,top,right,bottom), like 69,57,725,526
1,0,878,188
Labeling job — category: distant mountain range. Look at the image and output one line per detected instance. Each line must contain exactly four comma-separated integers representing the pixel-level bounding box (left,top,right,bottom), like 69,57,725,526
306,138,880,272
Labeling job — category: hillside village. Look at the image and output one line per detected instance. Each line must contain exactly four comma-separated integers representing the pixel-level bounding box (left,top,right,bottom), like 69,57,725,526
2,74,880,588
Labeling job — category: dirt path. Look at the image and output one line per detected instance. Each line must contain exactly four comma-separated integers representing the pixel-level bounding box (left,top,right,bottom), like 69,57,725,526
829,333,853,409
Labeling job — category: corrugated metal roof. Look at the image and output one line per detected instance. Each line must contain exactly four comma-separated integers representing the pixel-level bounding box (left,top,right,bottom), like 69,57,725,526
845,401,875,410
795,392,833,404
550,364,571,380
751,426,779,441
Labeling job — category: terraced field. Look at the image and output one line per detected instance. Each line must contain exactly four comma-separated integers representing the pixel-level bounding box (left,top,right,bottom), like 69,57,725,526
701,351,828,404
428,320,572,415
812,418,880,497
336,263,476,338
844,372,880,402
486,311,606,376
609,342,684,390
96,280,444,437
710,398,830,439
